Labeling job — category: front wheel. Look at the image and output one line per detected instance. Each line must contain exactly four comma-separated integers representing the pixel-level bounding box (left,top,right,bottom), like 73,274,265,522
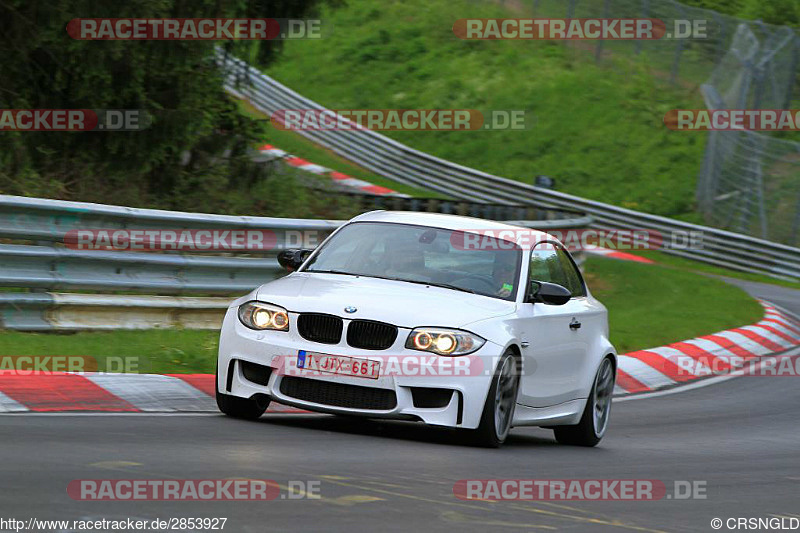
215,362,269,420
471,350,520,448
553,357,615,447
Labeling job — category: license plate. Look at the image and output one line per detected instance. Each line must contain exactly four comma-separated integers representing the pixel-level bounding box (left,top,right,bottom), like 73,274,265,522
296,351,380,379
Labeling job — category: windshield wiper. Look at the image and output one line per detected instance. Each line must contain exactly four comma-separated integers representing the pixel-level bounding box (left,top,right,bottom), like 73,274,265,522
378,277,477,295
304,269,360,276
424,281,478,294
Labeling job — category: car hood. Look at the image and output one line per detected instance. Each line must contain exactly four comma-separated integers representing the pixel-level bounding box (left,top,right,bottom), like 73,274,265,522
256,272,515,329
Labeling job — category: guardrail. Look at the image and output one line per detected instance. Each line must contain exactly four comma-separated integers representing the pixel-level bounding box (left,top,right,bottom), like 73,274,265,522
0,293,229,331
218,49,800,281
0,194,590,329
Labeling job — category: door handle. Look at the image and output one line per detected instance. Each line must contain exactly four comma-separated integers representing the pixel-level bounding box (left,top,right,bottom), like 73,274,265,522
569,318,581,330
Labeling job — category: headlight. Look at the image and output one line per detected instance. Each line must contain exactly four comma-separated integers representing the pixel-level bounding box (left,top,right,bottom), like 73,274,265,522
238,301,290,331
405,328,485,356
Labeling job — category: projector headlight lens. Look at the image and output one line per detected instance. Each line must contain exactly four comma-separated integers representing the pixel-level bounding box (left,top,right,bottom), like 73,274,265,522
405,328,485,356
238,301,290,331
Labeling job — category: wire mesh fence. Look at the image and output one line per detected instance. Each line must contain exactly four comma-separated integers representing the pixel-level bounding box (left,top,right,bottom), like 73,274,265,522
492,0,800,245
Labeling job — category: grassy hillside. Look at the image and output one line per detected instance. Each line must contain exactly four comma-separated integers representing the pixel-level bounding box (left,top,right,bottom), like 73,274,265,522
263,0,707,219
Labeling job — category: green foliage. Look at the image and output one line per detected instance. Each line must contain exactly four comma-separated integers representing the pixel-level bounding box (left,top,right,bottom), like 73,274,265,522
681,0,800,26
0,0,348,218
585,257,763,353
265,0,707,217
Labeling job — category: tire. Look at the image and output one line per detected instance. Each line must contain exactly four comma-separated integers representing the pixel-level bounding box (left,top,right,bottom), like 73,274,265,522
215,362,269,420
471,349,520,448
553,357,615,447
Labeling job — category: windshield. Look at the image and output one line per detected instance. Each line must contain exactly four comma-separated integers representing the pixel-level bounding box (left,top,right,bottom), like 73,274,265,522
303,222,522,301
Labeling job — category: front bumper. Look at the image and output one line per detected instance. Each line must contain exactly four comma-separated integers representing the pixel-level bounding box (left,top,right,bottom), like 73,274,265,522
217,307,504,429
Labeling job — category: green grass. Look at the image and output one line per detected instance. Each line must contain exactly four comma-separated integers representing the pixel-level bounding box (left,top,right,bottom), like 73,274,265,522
262,0,707,218
618,249,800,290
0,329,219,375
236,99,441,198
0,257,765,371
585,256,764,353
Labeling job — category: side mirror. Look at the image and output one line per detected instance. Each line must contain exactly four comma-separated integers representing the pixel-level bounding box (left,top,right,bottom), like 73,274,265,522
528,281,571,305
277,248,312,272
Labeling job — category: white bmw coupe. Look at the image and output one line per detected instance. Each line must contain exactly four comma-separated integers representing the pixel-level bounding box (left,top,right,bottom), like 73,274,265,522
216,211,617,447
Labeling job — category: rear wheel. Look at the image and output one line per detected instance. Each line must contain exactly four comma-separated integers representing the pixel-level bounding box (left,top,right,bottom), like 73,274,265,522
553,357,615,447
215,362,269,420
471,349,520,448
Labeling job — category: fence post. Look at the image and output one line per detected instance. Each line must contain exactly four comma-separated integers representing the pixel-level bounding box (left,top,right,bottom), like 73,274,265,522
792,188,800,247
595,0,611,63
713,13,727,67
670,3,687,83
783,35,800,109
635,0,649,56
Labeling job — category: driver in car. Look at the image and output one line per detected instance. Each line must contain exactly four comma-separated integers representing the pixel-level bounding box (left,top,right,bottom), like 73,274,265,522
492,253,517,298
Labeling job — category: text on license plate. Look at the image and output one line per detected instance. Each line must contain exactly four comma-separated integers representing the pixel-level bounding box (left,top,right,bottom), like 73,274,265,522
296,351,380,379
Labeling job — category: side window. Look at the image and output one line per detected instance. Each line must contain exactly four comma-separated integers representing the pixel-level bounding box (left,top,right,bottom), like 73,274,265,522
529,244,569,288
529,243,586,297
556,247,586,297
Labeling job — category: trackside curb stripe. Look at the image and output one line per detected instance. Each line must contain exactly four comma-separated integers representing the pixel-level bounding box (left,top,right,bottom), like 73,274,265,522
761,319,800,337
624,350,697,382
669,342,732,373
699,334,758,359
257,143,408,197
85,374,216,412
0,390,30,412
730,328,784,352
616,356,676,390
0,373,137,412
615,369,649,394
615,300,800,395
167,374,216,397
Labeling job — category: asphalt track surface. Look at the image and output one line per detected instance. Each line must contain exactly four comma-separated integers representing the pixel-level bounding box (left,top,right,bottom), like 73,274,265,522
1,283,798,533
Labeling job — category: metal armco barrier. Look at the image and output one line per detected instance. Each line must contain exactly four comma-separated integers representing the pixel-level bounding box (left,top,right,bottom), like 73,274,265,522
0,293,229,331
218,50,800,281
0,194,589,329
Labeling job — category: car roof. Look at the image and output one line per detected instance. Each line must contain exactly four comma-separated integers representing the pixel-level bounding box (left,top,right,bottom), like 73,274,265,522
348,210,557,249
